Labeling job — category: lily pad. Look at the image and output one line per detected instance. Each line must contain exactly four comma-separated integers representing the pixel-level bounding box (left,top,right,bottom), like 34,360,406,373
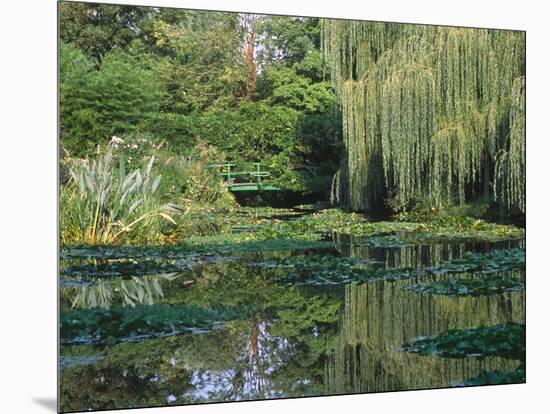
426,249,525,275
60,304,251,345
400,323,525,359
455,366,525,386
405,274,525,296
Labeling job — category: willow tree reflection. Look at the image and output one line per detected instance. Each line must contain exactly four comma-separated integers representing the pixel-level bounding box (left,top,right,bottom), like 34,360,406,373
324,279,525,394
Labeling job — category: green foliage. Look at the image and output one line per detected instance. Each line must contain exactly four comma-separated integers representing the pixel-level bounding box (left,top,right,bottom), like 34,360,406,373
148,10,247,112
393,195,492,222
60,9,341,196
495,77,526,213
257,16,321,69
191,102,311,191
400,323,525,359
178,143,238,211
60,43,164,155
260,67,334,112
106,133,166,172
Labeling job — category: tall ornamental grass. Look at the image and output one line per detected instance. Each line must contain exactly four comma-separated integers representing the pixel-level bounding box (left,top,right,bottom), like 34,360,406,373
61,150,183,244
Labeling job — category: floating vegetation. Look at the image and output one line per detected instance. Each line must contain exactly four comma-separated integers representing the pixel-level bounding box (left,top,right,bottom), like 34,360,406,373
254,255,381,271
61,245,233,261
456,365,525,386
426,249,525,275
400,323,525,359
280,267,420,286
61,209,524,267
61,304,251,345
405,273,524,296
253,252,421,285
61,259,192,278
183,236,336,253
61,239,334,260
254,209,524,244
60,253,239,279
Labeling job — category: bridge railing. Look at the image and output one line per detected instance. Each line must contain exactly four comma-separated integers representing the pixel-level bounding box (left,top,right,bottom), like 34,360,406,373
207,162,272,187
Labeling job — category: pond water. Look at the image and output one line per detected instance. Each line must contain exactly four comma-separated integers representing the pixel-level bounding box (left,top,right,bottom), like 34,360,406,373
59,207,525,412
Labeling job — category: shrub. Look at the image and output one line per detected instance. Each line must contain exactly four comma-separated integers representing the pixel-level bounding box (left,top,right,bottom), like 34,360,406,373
180,143,237,211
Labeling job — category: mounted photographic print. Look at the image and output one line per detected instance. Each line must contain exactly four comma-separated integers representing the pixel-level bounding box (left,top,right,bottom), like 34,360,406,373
58,1,526,412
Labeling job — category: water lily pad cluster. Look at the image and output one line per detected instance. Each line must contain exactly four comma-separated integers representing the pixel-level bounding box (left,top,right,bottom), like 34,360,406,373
282,267,422,285
400,323,525,359
254,255,382,271
61,259,193,278
405,274,525,296
427,249,525,275
61,245,234,261
61,304,251,345
245,208,524,247
458,365,525,386
252,253,423,285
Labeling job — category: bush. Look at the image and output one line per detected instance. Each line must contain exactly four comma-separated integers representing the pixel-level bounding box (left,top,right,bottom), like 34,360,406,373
180,143,237,211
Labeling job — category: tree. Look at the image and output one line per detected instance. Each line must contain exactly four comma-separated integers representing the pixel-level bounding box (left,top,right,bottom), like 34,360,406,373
323,21,525,213
59,2,151,62
147,9,248,113
60,42,163,155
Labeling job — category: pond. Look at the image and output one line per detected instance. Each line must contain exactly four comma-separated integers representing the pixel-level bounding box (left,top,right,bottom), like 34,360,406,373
59,207,525,412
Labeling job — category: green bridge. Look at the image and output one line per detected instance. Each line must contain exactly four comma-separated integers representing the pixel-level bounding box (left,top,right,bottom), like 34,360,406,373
208,162,282,192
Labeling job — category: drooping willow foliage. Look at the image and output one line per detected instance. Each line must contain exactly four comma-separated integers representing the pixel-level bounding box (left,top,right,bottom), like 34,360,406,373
323,21,525,213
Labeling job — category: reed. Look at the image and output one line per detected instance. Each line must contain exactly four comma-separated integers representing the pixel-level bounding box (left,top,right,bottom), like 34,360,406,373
60,150,182,244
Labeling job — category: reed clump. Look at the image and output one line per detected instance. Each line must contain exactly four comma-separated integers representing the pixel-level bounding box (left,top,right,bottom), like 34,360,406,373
60,149,182,245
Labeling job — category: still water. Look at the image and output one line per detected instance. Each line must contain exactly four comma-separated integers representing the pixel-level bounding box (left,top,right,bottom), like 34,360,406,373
59,209,525,412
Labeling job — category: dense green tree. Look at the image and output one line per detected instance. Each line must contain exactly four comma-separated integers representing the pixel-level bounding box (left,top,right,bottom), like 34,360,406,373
257,16,321,70
60,42,163,155
260,66,333,112
59,2,152,62
147,10,248,113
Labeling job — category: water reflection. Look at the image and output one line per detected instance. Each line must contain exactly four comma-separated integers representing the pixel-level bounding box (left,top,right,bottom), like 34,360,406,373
59,236,525,411
334,234,524,269
60,273,182,309
324,280,524,394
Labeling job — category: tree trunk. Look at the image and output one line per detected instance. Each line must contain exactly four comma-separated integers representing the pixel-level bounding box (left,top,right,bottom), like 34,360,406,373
244,16,257,99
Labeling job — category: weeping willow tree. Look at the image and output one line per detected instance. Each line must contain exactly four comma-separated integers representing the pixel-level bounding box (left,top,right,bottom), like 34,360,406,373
323,21,525,213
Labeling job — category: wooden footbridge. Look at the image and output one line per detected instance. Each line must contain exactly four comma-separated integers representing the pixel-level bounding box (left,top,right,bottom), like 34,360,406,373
208,162,282,192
